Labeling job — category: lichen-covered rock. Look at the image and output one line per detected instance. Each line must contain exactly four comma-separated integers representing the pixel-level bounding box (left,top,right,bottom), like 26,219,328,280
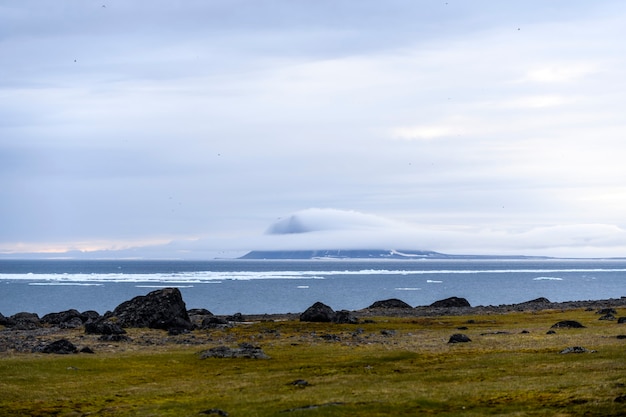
105,288,193,331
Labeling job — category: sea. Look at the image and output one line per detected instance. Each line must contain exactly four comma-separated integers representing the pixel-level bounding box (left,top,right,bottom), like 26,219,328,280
1,258,625,317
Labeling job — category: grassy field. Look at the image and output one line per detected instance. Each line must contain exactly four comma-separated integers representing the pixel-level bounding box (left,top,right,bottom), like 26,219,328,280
1,308,625,416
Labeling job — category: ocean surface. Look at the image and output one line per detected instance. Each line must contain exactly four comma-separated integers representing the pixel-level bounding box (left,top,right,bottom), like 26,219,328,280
1,259,625,316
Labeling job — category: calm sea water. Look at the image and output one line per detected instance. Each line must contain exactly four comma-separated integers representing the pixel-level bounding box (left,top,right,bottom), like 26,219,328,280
1,259,625,316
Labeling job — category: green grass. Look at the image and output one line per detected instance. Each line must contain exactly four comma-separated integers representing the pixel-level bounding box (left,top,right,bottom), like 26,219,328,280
1,308,626,416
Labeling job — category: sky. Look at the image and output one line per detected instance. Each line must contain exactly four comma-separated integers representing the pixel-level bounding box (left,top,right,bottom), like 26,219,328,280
2,0,626,258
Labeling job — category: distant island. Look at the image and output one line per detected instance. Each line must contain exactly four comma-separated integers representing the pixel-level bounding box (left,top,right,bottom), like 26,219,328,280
239,249,549,260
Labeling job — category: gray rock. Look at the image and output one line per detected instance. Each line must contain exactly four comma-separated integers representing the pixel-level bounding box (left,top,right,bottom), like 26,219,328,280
333,310,358,324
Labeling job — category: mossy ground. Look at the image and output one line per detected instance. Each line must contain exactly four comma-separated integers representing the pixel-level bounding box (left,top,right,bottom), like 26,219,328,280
1,308,625,416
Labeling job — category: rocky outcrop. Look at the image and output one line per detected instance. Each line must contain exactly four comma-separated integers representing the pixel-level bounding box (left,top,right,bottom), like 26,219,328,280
300,302,336,322
368,299,412,309
333,310,359,324
8,312,41,330
430,297,471,308
103,288,193,331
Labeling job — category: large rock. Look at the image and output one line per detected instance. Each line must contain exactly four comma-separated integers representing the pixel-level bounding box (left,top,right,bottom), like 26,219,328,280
105,288,192,331
430,297,471,308
300,302,335,322
9,312,41,330
199,343,270,359
368,298,412,309
448,334,472,343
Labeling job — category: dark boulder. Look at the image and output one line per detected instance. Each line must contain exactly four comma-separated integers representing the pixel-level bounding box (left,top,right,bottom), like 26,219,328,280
41,309,82,326
85,320,127,335
81,310,101,323
106,288,193,331
551,320,586,329
368,298,412,309
618,317,626,324
10,312,41,330
597,308,617,315
599,314,616,321
300,302,335,322
430,297,471,308
36,339,78,354
448,334,472,343
333,310,359,324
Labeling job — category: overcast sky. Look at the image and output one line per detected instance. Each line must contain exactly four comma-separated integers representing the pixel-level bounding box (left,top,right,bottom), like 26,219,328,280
2,1,626,258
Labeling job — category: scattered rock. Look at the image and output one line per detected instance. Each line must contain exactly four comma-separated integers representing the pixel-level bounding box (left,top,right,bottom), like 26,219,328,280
105,288,193,331
616,335,626,339
546,330,556,334
36,339,78,354
380,329,396,336
199,408,229,416
198,343,270,359
618,317,626,324
522,297,551,304
300,302,335,322
597,308,617,315
448,334,471,343
615,394,626,403
368,299,412,309
430,297,471,308
551,320,586,329
80,346,95,354
289,379,309,387
559,346,596,354
599,314,616,321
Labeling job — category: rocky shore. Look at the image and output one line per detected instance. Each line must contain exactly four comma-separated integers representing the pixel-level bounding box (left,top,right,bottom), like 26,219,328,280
1,288,625,354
